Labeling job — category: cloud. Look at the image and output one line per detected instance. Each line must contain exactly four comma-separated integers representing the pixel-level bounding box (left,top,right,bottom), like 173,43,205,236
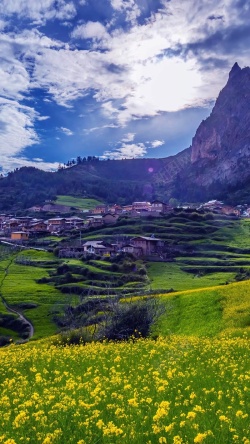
71,21,109,40
0,0,76,23
0,98,39,157
121,133,135,142
60,126,74,136
0,156,59,173
150,139,165,148
110,0,141,24
37,115,50,121
83,123,119,134
0,98,50,173
102,142,147,159
1,0,250,172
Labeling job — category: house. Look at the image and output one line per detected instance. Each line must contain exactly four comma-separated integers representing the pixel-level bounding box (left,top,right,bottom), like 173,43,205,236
82,241,114,256
11,232,29,241
91,205,108,214
151,200,173,214
121,244,143,257
122,204,133,213
107,204,122,214
4,218,20,231
86,216,104,228
130,236,164,256
132,201,151,212
65,217,85,228
102,213,119,225
29,221,48,232
47,217,66,232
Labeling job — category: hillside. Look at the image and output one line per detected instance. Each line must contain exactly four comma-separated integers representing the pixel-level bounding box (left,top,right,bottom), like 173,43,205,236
0,150,190,210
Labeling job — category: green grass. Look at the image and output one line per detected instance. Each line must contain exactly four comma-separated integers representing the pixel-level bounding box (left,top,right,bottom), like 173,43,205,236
0,250,67,339
0,327,20,339
55,195,103,210
147,262,235,291
153,279,250,337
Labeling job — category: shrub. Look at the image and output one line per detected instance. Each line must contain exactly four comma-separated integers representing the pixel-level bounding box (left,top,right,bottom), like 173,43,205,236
98,298,165,341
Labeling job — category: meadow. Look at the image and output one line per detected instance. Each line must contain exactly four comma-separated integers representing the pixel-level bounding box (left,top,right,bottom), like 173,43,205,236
55,196,102,211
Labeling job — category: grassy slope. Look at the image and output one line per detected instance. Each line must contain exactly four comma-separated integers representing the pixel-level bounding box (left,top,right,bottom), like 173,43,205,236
0,250,67,339
153,280,250,337
55,195,102,210
148,262,235,291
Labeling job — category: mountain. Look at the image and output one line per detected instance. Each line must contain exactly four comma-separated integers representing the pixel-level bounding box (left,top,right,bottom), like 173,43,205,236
1,62,250,211
173,63,250,202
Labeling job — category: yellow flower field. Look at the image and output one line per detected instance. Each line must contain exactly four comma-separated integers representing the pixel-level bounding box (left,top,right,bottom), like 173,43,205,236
0,335,249,444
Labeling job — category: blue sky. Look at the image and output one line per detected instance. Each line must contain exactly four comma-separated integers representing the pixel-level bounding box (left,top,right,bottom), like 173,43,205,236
0,0,250,173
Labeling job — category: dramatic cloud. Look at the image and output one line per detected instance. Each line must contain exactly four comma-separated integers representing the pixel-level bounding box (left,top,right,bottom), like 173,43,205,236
0,0,250,171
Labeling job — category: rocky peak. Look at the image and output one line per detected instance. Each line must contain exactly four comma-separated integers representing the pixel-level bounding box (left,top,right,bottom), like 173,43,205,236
191,63,250,164
229,62,241,79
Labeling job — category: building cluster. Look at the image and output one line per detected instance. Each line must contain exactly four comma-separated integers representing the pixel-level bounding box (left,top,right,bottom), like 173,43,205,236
0,198,245,245
0,200,174,241
198,200,241,216
59,236,166,259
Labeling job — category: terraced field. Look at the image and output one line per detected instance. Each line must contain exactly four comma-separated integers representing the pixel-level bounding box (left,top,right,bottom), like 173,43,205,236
1,211,250,342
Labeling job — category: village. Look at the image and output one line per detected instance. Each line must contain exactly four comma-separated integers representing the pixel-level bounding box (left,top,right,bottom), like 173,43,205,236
0,198,245,260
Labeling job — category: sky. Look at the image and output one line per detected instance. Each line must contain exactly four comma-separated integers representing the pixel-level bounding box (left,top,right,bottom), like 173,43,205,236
0,0,250,173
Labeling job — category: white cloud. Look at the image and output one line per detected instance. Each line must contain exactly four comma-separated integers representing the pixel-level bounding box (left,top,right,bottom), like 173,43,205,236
0,98,52,172
150,140,165,148
0,98,39,158
0,156,59,173
110,0,141,24
121,133,135,142
83,123,119,134
102,142,147,159
0,0,76,23
37,115,50,121
60,127,74,136
71,21,109,41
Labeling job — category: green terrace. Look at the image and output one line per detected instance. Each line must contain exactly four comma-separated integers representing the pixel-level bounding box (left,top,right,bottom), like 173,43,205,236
1,211,250,342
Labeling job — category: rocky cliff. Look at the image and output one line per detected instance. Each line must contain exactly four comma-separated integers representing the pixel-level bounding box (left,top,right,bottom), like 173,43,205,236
172,63,250,201
191,63,250,164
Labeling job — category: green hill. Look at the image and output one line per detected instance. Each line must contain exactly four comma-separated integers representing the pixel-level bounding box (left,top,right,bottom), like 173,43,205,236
0,151,190,211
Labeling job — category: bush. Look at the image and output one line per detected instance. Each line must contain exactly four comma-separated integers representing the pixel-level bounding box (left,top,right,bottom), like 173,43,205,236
98,298,165,341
